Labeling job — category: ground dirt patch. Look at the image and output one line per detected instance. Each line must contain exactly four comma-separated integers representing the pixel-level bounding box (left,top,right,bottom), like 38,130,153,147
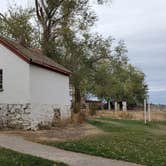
0,123,104,142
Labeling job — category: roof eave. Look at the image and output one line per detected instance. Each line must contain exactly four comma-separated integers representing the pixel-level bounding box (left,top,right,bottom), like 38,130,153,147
30,60,71,76
0,37,30,63
0,37,71,77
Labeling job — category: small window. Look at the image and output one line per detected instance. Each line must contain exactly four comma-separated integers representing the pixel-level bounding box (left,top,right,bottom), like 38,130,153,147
0,69,3,91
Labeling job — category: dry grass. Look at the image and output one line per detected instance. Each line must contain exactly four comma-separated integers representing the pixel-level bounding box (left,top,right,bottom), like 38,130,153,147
96,110,166,121
71,112,87,124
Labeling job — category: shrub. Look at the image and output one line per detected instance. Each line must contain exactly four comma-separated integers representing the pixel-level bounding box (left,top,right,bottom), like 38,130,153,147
71,112,86,124
89,103,98,116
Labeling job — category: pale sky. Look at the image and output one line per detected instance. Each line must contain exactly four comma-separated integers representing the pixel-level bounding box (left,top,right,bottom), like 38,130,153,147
1,0,166,104
93,0,166,104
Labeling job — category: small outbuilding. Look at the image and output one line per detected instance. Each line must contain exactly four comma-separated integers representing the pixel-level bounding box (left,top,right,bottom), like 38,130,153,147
0,37,71,130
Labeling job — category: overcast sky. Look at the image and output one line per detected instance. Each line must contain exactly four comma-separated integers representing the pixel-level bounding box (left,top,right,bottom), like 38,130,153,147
93,0,166,104
1,0,166,104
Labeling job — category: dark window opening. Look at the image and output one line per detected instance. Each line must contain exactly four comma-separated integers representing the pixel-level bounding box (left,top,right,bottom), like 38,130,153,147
0,69,3,91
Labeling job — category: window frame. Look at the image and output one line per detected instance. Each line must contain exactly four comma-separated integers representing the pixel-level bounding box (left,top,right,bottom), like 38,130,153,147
0,69,3,91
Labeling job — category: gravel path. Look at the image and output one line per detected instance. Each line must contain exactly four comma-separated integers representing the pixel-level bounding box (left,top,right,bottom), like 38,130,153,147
0,134,141,166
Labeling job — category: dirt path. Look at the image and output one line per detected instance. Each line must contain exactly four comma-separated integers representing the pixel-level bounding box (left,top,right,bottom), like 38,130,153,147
1,124,104,142
0,134,141,166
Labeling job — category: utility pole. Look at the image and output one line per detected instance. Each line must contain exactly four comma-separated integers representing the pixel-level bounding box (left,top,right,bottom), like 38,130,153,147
144,99,147,124
148,102,151,122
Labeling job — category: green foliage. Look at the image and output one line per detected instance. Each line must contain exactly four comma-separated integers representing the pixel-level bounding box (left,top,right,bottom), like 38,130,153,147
35,1,99,112
46,118,166,166
35,0,96,58
0,6,39,47
90,40,148,106
0,147,67,166
36,0,147,109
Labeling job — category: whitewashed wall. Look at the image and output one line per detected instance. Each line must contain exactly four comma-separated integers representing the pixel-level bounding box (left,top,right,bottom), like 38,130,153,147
30,65,70,106
0,44,71,129
0,44,30,103
29,65,71,127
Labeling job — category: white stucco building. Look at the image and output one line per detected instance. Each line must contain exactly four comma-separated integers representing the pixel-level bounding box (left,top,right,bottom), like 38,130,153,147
0,37,71,129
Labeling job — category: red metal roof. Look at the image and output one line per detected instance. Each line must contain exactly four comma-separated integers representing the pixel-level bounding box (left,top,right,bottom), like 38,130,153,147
0,37,71,76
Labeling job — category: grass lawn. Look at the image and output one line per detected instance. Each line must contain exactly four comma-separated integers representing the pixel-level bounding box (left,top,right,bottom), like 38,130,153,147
0,147,67,166
44,118,166,166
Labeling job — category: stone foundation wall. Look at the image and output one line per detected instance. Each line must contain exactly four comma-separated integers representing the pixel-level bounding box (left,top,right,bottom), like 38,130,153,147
30,104,71,130
0,103,71,130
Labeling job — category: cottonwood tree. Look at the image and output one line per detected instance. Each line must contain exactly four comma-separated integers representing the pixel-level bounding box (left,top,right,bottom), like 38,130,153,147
51,17,116,112
0,6,38,47
35,0,96,58
35,0,97,112
57,31,116,112
91,41,148,107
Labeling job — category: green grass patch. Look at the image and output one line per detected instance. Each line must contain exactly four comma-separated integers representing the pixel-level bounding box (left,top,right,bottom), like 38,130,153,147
0,147,67,166
45,118,166,166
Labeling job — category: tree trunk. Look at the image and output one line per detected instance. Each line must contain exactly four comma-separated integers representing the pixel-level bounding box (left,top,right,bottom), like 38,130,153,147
42,27,52,56
73,86,81,113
